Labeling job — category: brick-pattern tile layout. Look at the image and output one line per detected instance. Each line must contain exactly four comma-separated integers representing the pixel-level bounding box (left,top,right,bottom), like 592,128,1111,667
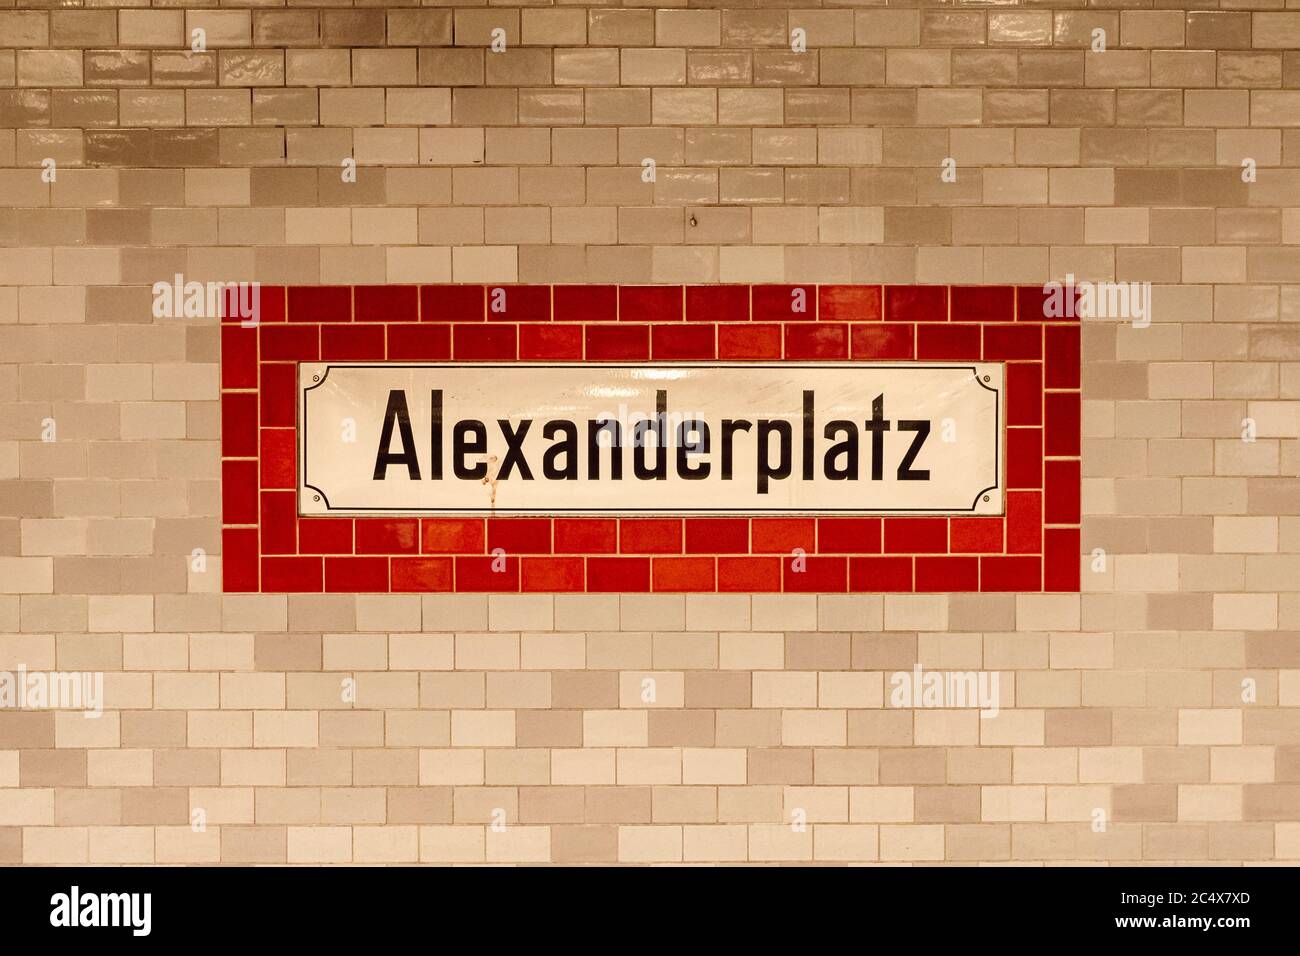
3,2,1300,864
221,284,1081,596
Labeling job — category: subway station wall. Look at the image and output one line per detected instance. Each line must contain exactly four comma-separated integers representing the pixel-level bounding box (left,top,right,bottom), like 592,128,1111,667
2,2,1299,866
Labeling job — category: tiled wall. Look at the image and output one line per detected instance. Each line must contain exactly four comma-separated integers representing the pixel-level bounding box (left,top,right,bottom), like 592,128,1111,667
2,2,1299,865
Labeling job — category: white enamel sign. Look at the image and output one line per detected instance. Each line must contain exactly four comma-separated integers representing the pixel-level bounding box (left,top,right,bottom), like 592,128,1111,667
298,363,1003,516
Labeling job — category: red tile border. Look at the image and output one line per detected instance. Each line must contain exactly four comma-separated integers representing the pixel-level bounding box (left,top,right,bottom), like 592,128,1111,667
222,284,1081,594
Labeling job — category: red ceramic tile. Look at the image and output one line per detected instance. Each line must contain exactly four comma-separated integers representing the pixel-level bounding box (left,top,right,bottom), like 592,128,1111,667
260,491,297,554
487,517,552,554
263,285,288,323
355,518,420,554
554,285,616,323
886,286,947,323
222,528,258,591
752,518,816,553
223,285,283,325
259,363,295,428
620,285,682,322
455,555,520,591
1045,459,1081,524
321,323,385,360
299,518,353,554
916,323,980,360
454,324,517,360
1015,285,1050,322
519,324,582,360
289,286,350,323
654,557,716,592
785,323,848,360
355,285,417,322
586,324,648,360
260,428,295,490
620,519,682,554
686,286,748,323
1045,392,1081,456
754,285,816,322
916,556,978,591
1016,283,1080,322
848,556,913,592
851,324,914,360
222,460,258,525
1006,491,1042,554
586,557,650,592
980,555,1041,592
387,324,451,360
1044,528,1080,592
783,555,846,592
719,323,781,359
421,518,485,554
422,285,485,322
1006,427,1043,490
391,557,453,592
883,517,948,554
652,324,715,360
1007,362,1043,426
522,556,584,592
1045,324,1081,388
718,556,781,591
221,326,257,389
325,557,389,592
487,284,550,322
819,286,882,323
949,517,1003,553
262,556,322,592
685,518,749,553
952,286,1013,323
221,392,258,458
817,517,881,553
260,325,318,361
983,325,1041,361
554,518,617,554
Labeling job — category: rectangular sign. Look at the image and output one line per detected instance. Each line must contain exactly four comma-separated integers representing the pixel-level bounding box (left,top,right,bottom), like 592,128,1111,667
299,362,1003,516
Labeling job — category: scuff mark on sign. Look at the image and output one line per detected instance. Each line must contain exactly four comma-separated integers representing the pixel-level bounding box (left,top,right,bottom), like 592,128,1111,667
482,454,501,508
